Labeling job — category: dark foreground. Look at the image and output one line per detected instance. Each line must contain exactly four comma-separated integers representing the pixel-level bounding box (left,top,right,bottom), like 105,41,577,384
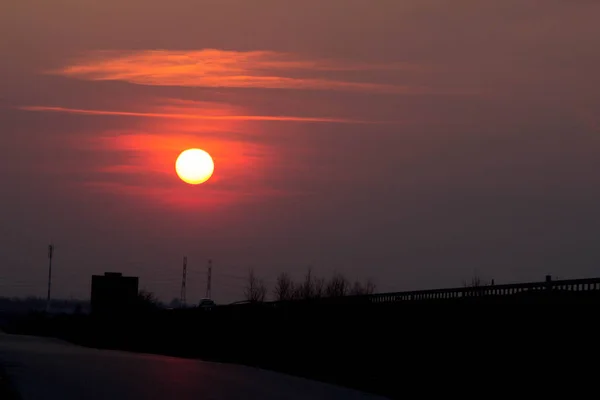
0,364,19,400
0,332,385,400
4,290,600,398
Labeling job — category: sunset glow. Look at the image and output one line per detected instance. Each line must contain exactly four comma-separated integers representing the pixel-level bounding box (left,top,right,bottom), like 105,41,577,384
3,0,600,306
175,149,214,185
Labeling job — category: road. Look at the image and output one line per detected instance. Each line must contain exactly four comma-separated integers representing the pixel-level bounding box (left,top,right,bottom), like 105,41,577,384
0,332,386,400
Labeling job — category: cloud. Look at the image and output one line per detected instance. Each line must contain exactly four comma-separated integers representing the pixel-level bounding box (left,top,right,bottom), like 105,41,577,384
49,49,436,94
19,103,386,124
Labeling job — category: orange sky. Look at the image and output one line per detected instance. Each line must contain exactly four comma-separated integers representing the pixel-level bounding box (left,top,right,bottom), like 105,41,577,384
1,1,600,303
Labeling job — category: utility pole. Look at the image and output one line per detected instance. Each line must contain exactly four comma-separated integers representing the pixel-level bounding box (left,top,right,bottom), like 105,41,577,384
206,259,212,299
46,244,54,313
180,256,187,307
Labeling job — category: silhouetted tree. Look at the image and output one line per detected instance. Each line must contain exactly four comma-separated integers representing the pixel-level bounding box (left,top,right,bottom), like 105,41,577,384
350,279,377,295
270,270,371,301
168,298,182,308
300,268,315,300
350,281,363,296
273,272,294,301
326,273,349,297
462,274,486,288
313,277,325,299
244,269,267,302
0,296,89,314
291,283,303,300
136,290,161,312
365,279,376,294
294,268,328,300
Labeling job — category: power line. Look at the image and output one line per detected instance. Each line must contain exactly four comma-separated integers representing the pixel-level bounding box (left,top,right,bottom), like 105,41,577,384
206,259,212,299
46,243,54,313
180,256,187,306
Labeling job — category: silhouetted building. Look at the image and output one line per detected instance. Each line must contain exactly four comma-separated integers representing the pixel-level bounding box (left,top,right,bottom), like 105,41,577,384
90,272,139,315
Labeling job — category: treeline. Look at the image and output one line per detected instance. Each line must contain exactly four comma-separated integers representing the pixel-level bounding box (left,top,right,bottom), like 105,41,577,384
243,268,376,302
0,296,89,314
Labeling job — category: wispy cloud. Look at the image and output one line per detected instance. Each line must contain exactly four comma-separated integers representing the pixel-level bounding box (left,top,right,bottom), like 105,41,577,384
19,104,385,124
49,49,436,94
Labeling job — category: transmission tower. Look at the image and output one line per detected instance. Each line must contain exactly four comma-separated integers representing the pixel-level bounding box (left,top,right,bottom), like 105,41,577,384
180,256,187,306
46,243,54,313
206,259,212,299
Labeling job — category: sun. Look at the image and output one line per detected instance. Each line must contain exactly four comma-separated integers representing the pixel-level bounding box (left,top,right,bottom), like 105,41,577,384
175,148,214,185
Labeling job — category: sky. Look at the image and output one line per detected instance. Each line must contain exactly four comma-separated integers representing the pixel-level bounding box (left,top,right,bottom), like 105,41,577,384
1,0,600,303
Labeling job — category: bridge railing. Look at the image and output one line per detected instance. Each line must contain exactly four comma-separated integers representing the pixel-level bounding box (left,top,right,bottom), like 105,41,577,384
368,277,600,303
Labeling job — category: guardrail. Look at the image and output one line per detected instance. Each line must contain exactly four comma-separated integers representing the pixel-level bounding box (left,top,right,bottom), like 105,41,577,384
368,277,600,303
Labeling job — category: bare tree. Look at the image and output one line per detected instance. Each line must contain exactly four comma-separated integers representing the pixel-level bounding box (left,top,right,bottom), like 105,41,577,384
300,268,315,300
291,283,303,300
244,269,267,302
325,273,349,297
350,281,363,296
364,279,376,294
273,272,294,301
313,277,325,299
138,290,158,304
136,290,162,311
271,270,370,301
349,278,377,295
462,274,485,288
257,282,267,302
